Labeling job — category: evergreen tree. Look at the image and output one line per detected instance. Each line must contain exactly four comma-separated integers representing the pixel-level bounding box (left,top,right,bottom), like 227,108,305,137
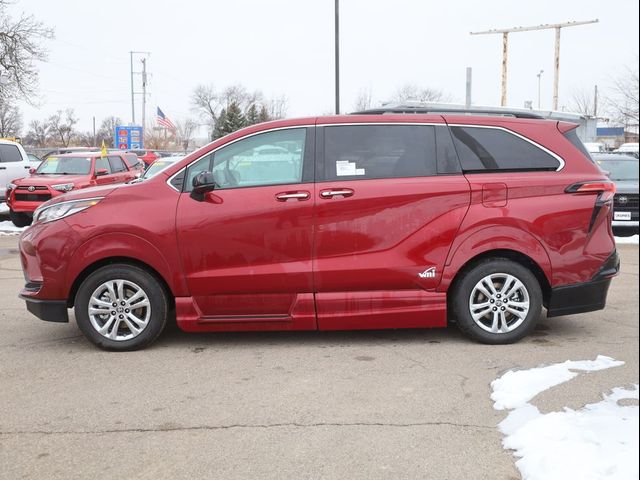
245,103,259,126
213,102,248,139
258,105,270,123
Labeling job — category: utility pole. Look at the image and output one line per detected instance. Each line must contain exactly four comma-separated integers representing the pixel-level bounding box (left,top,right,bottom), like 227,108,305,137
465,67,472,108
334,0,340,114
537,70,544,109
471,20,598,109
594,85,598,117
129,51,150,125
141,58,148,133
92,116,96,147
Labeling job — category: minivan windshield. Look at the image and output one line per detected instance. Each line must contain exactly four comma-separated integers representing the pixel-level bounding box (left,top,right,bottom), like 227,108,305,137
596,159,639,181
142,157,181,179
36,156,92,175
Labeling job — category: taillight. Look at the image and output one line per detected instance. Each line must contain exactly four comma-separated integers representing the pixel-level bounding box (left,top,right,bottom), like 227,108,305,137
566,181,616,201
566,180,616,233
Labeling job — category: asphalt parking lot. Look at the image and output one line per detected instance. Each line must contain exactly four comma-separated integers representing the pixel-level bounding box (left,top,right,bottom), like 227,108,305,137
0,233,637,480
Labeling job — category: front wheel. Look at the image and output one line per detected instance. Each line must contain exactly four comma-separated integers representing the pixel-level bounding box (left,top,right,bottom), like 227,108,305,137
9,209,32,227
451,259,542,344
74,264,168,351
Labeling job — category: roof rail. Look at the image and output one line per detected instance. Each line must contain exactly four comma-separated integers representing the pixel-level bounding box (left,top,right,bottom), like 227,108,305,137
351,105,545,120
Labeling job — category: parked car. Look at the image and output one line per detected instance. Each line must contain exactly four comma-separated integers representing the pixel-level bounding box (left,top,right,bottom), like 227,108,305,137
594,153,639,236
613,143,639,159
127,149,160,166
18,109,619,350
1,138,41,202
6,152,140,227
26,153,43,163
137,155,182,181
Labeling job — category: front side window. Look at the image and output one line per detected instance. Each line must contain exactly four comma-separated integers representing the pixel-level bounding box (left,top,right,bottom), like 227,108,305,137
94,157,112,174
323,125,437,181
108,156,127,172
184,129,306,192
450,126,560,172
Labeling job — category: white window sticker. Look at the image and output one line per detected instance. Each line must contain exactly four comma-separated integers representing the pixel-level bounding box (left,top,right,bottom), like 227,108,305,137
336,161,356,176
336,161,365,176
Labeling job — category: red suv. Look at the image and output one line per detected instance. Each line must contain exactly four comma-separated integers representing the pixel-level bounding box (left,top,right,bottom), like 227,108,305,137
6,152,142,227
18,109,619,350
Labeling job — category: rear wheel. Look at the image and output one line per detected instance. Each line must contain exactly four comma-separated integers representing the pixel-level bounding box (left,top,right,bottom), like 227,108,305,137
74,264,168,351
9,209,32,227
451,259,542,344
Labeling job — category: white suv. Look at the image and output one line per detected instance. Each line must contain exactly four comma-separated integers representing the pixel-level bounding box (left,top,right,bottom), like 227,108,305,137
0,139,40,202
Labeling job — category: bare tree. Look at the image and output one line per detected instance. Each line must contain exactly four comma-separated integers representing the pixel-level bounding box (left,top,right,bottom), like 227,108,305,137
23,119,49,147
392,83,450,104
607,63,639,128
567,87,596,116
267,94,288,119
0,0,54,102
47,109,78,147
175,118,198,151
353,88,374,111
0,99,21,136
96,116,121,147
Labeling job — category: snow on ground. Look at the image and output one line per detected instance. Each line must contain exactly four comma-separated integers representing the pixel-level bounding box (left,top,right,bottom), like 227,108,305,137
0,220,26,235
492,356,638,480
0,202,8,214
616,235,639,245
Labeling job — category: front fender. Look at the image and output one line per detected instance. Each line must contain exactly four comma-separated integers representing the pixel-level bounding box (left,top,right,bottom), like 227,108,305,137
438,226,553,291
65,232,186,298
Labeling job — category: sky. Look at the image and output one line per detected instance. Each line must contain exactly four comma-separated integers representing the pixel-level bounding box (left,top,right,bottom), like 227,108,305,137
8,0,640,135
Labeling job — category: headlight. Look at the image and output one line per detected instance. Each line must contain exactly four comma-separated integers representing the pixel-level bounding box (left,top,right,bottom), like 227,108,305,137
33,197,104,224
51,183,75,192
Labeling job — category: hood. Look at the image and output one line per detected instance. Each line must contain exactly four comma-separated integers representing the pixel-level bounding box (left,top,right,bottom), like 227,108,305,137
613,179,639,195
14,174,91,186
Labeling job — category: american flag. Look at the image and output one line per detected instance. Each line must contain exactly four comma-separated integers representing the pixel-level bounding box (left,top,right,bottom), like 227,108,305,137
156,107,176,130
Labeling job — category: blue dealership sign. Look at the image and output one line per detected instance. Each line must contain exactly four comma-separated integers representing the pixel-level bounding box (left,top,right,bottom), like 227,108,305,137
115,125,144,150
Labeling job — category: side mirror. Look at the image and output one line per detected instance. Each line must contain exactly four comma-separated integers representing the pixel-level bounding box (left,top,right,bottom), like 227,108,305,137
95,168,109,177
190,171,216,201
29,167,36,174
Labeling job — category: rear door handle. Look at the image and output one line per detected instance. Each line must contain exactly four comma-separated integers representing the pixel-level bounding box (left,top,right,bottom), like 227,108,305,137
276,191,310,201
320,188,354,199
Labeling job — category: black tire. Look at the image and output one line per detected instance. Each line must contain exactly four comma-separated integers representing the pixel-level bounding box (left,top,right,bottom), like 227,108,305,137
9,209,32,227
74,264,168,351
612,227,638,238
451,258,542,344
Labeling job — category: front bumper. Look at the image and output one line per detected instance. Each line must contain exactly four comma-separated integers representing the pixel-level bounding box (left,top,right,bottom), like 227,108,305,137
20,295,69,322
547,250,620,317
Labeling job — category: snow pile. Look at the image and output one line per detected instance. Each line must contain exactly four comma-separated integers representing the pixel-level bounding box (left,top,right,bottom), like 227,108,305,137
492,356,638,480
0,220,26,235
0,202,8,214
615,235,639,245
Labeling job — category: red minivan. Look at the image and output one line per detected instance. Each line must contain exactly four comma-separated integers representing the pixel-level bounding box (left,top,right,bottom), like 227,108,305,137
18,109,619,350
6,152,142,227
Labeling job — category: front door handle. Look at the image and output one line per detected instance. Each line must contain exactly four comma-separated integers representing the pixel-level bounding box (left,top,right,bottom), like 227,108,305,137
320,188,354,199
276,191,310,201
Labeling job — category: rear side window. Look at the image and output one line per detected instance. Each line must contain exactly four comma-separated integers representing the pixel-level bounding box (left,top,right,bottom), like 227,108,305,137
564,129,594,162
0,144,22,163
323,125,436,181
108,155,127,172
450,126,560,172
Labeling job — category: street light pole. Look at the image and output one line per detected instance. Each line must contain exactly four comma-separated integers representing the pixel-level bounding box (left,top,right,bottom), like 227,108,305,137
334,0,340,115
537,70,544,109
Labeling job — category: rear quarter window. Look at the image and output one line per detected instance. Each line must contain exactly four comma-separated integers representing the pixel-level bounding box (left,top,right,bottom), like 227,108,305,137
450,126,561,172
